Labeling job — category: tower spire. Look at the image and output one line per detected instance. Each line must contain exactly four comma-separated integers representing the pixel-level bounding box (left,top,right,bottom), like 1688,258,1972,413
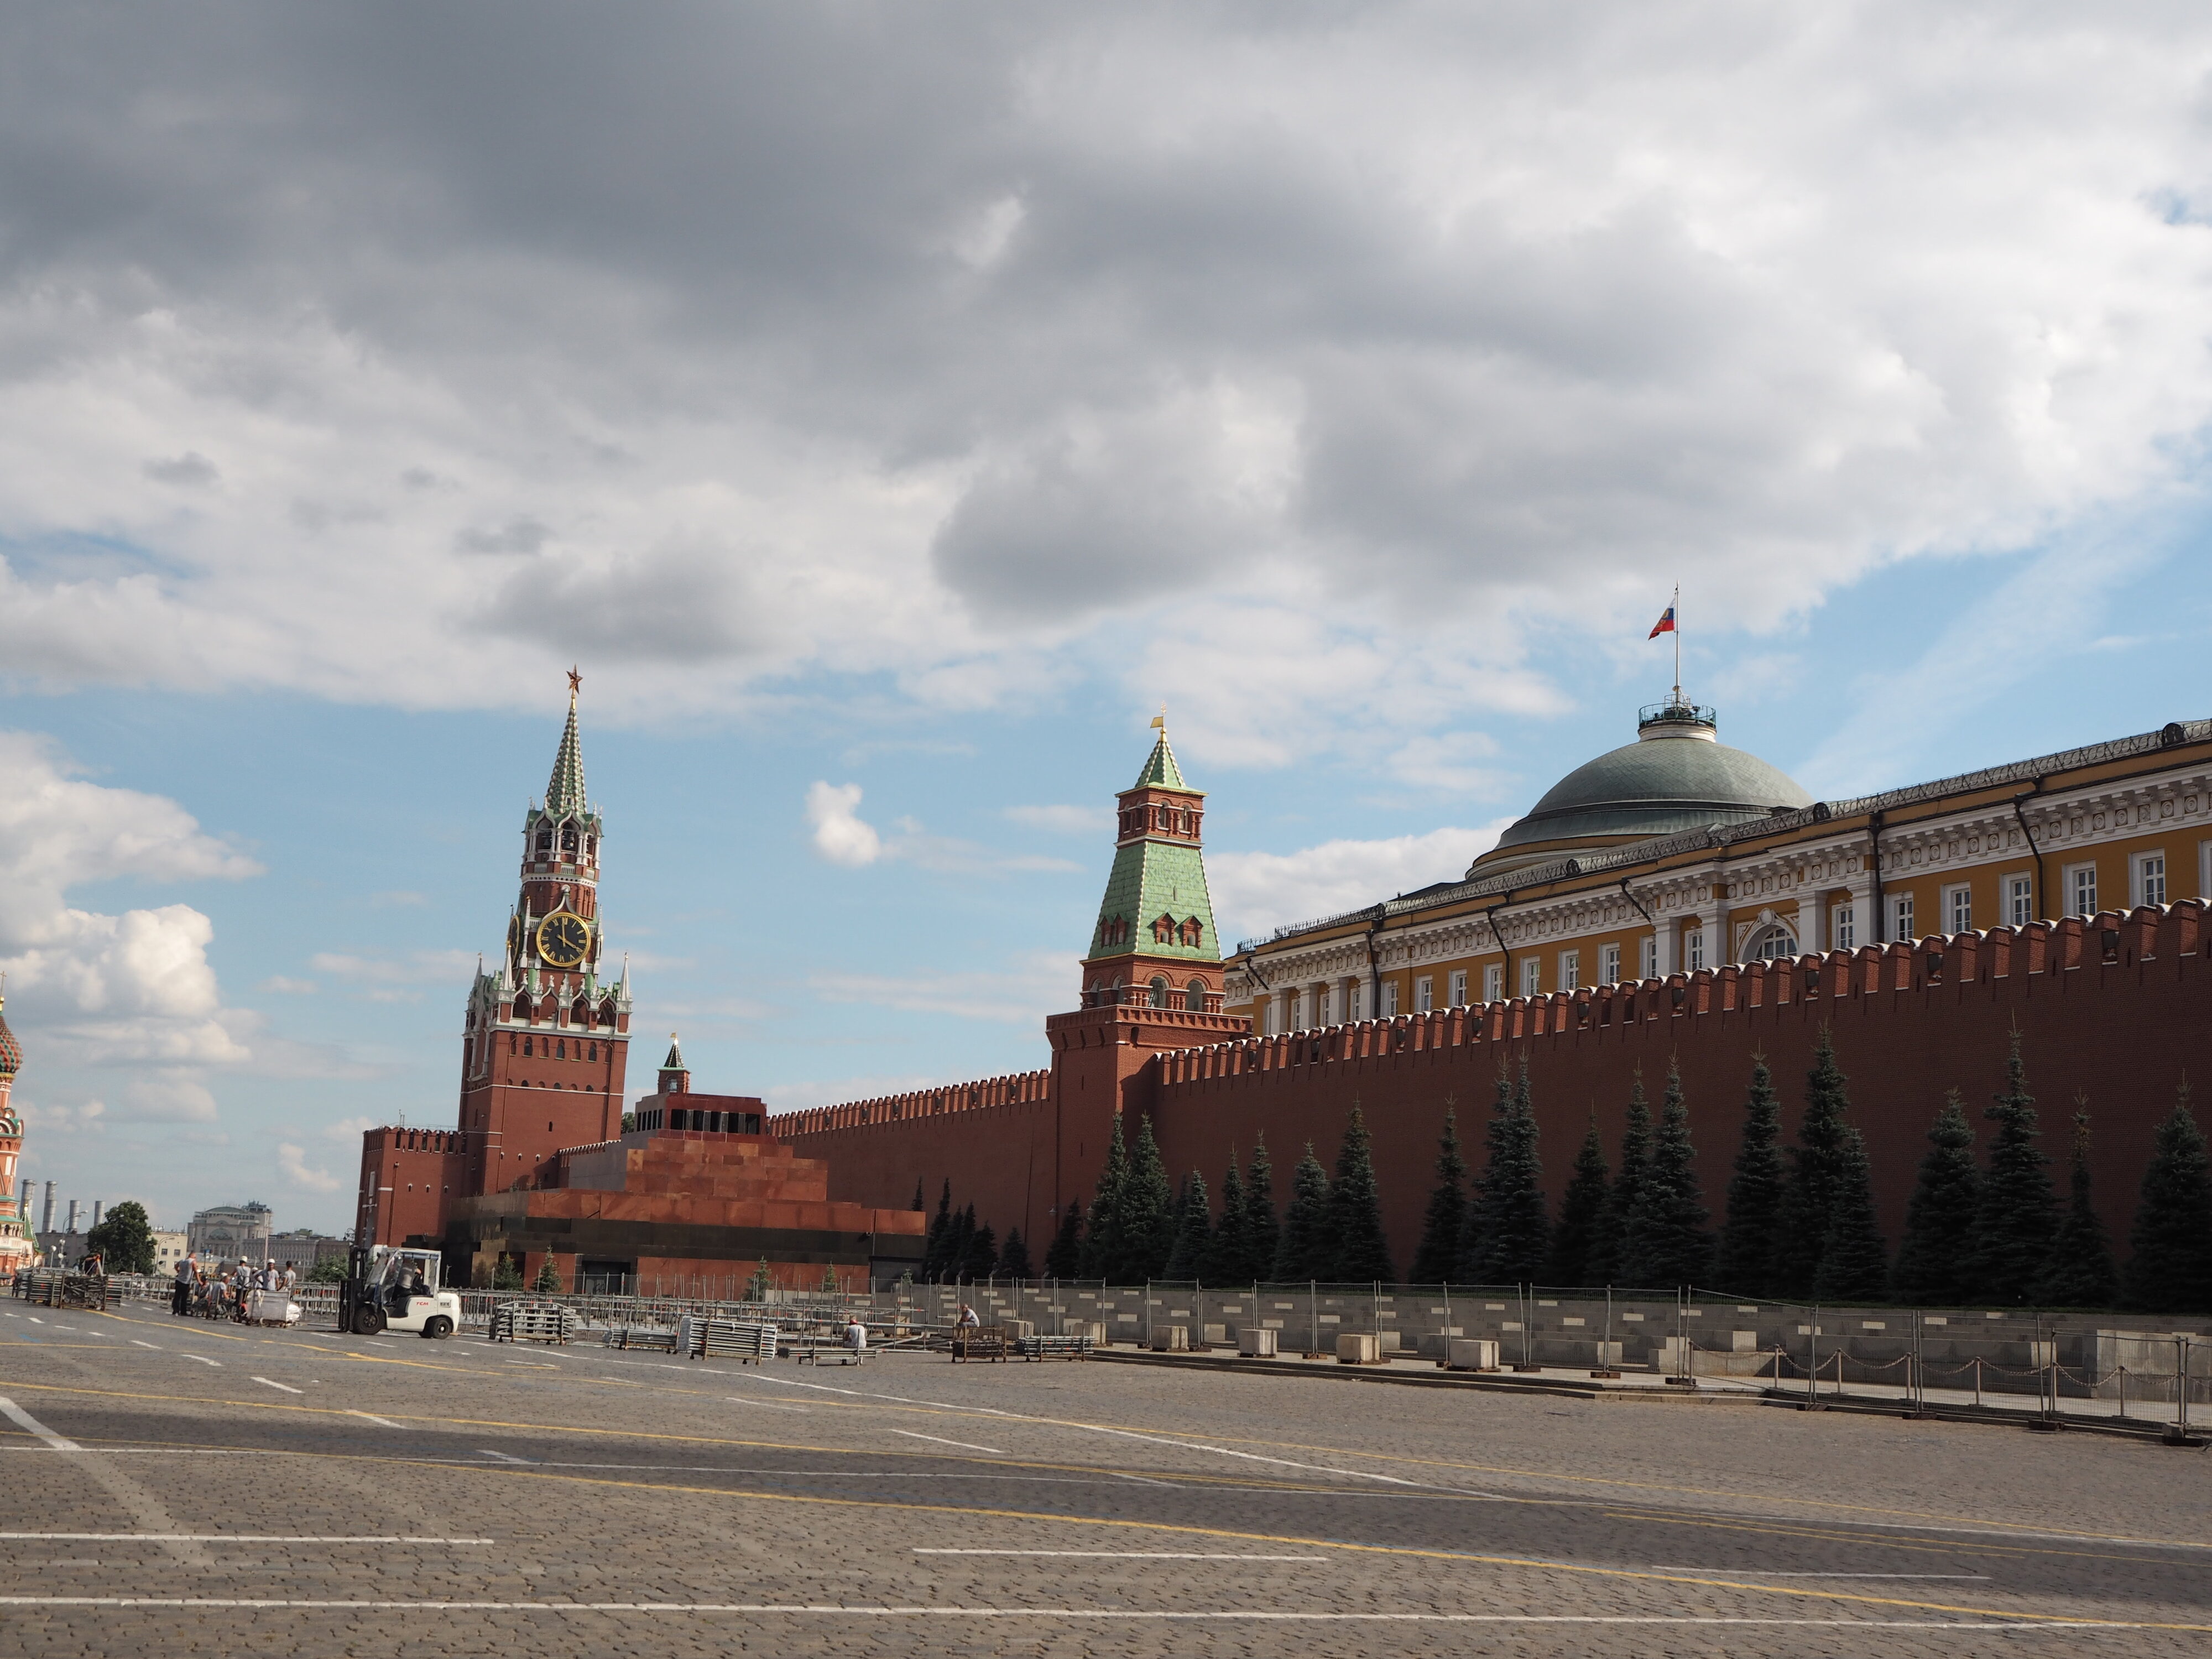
546,669,587,816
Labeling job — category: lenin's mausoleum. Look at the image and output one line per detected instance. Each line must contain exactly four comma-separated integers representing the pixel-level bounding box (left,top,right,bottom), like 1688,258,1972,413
359,681,2212,1288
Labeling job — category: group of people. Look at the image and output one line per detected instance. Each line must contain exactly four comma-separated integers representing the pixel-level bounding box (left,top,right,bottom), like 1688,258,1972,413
170,1255,296,1319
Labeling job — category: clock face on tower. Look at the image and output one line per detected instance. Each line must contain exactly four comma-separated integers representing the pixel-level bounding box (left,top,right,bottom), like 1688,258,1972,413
535,911,590,969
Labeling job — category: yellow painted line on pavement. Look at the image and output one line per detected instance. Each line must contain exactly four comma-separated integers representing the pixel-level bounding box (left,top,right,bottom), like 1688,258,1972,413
448,1461,2210,1633
1600,1510,2197,1571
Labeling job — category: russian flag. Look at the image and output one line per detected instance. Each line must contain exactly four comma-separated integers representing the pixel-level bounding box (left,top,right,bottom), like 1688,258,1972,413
1648,606,1676,639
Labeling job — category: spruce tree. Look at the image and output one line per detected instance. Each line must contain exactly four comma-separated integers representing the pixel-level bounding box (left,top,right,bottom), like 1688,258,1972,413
2039,1105,2117,1308
1811,1125,1889,1302
1890,1091,1981,1305
1205,1154,1250,1283
1078,1112,1130,1279
1328,1103,1395,1282
1778,1029,1856,1299
910,1179,925,1214
1163,1170,1214,1280
1624,1063,1709,1288
532,1256,564,1295
2124,1083,2212,1314
1243,1135,1280,1281
1973,1030,2059,1303
1410,1104,1468,1284
1545,1113,1610,1286
1044,1200,1084,1278
947,1204,978,1282
998,1227,1035,1280
1273,1144,1333,1280
960,1217,998,1281
924,1180,954,1280
1465,1063,1547,1284
1118,1114,1177,1281
1714,1056,1786,1297
1587,1073,1653,1285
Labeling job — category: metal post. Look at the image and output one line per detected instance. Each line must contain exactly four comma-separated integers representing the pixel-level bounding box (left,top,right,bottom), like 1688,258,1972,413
1808,1305,1819,1407
1974,1354,1983,1409
1144,1278,1151,1350
1311,1280,1318,1358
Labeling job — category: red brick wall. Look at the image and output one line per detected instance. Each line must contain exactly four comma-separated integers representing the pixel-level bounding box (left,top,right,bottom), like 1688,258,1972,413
356,1128,468,1246
781,906,2212,1284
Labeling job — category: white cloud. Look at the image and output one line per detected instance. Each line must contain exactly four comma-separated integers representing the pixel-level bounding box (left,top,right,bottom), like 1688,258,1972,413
1,8,2209,779
1004,804,1111,836
306,948,478,1003
810,953,1083,1025
258,975,318,995
322,1115,380,1142
0,731,257,1071
806,781,883,867
118,1074,220,1124
1209,824,1511,944
275,1141,341,1194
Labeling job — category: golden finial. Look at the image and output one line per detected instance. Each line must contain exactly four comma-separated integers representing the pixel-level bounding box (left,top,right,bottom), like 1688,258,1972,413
1150,702,1166,731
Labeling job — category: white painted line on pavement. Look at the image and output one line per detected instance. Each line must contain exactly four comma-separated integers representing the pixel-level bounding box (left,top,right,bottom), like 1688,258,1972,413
26,1317,41,1324
917,1550,1324,1560
723,1396,809,1413
0,1395,81,1452
346,1411,404,1429
890,1430,1005,1455
181,1354,221,1367
0,1533,493,1543
0,1601,2135,1626
129,1340,160,1350
251,1377,304,1395
478,1450,533,1464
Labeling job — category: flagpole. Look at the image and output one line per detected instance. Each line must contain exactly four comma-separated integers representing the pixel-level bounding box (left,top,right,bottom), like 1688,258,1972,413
1672,583,1682,707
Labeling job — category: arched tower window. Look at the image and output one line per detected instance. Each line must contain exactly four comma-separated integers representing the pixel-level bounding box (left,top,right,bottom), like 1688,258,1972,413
1184,978,1206,1012
513,993,533,1021
560,821,580,853
535,827,552,855
1148,975,1170,1008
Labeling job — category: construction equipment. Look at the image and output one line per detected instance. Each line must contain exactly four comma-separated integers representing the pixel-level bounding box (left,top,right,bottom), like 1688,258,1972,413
337,1245,460,1338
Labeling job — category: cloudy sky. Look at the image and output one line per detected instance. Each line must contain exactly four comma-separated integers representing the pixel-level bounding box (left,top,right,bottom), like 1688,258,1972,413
6,3,2212,1232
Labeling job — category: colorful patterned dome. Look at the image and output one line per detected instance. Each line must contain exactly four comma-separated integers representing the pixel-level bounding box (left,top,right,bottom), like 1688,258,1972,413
0,997,20,1079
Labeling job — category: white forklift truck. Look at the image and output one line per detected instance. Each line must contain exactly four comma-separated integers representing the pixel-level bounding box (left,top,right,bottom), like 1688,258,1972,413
337,1244,462,1338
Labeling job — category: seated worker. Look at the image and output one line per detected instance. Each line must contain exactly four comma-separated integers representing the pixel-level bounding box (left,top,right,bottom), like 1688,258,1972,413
387,1261,428,1314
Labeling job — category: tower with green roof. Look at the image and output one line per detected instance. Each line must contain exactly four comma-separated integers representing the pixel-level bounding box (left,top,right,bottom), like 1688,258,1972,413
1081,721,1225,1013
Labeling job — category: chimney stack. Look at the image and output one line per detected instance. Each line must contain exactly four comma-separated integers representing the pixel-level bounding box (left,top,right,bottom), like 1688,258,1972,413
90,1201,103,1229
40,1181,54,1233
65,1199,79,1233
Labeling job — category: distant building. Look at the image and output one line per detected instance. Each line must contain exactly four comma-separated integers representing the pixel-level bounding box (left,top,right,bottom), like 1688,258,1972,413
267,1230,348,1273
187,1202,273,1261
152,1230,189,1272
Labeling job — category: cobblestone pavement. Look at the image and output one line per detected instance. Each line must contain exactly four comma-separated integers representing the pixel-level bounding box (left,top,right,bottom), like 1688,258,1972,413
2,1300,2209,1657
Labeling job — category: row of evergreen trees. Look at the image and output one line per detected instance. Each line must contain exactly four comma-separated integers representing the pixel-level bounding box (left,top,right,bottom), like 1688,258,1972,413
916,1029,2212,1312
1040,1107,1400,1285
915,1182,1034,1283
1396,1030,2212,1313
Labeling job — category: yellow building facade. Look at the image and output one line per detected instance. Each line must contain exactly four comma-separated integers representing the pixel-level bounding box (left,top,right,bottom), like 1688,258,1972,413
1226,703,2212,1032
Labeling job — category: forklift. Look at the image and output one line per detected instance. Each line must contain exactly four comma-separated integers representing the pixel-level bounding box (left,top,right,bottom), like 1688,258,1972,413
337,1244,461,1338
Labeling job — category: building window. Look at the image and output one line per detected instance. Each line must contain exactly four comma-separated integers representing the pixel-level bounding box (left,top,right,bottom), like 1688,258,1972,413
1747,925,1796,962
1598,942,1620,984
2005,876,2032,928
1945,884,1972,936
1888,893,1914,943
1521,957,1542,996
2135,852,2168,909
1484,963,1504,1002
1381,980,1399,1017
1448,969,1468,1006
1185,979,1206,1013
1639,936,1657,979
1149,975,1170,1008
1685,926,1705,972
1832,905,1855,952
1415,975,1433,1013
523,1036,533,1057
1559,951,1579,992
2068,863,2098,918
1347,984,1363,1021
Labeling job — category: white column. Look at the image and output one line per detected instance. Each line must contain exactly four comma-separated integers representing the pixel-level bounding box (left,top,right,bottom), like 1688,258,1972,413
1795,896,1824,954
1652,918,1677,977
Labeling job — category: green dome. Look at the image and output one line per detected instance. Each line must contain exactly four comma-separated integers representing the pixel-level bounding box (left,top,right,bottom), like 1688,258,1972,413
1485,709,1811,864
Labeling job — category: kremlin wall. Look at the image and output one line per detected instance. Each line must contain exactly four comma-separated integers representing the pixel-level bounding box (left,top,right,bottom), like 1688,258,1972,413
774,705,2212,1281
362,682,2212,1290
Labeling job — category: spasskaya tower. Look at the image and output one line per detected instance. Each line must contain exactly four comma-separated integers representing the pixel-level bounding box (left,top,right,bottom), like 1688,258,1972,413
456,671,633,1192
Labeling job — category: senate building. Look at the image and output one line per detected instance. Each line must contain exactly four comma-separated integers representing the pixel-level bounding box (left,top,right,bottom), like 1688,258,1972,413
1220,696,2212,1036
